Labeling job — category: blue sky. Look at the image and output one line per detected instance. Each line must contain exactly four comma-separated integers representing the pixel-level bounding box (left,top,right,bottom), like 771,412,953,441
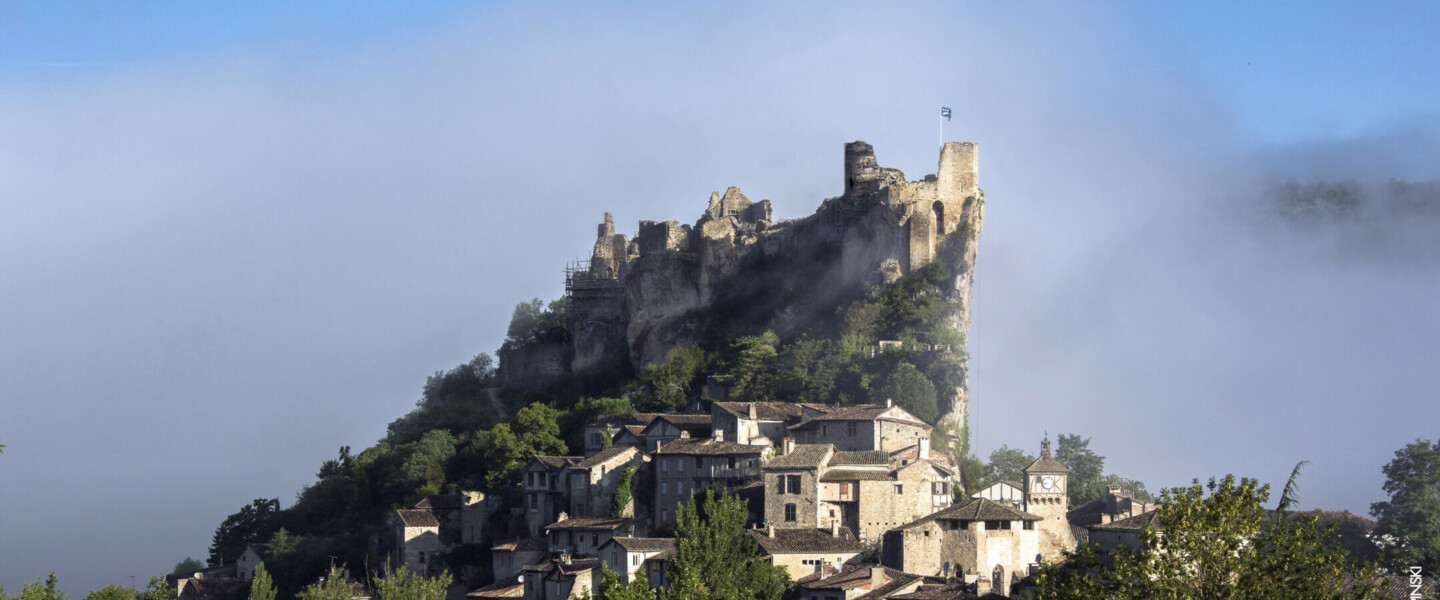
1,2,1437,595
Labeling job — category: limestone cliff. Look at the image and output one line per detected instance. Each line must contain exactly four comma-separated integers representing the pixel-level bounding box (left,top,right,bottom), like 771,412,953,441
520,141,983,442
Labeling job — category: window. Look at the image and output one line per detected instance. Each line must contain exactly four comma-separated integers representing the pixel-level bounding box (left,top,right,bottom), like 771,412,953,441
662,459,668,473
632,554,638,566
678,458,685,473
933,482,948,495
1023,521,1034,530
840,482,850,496
592,432,603,446
822,425,827,436
662,482,669,495
894,483,903,495
592,533,599,545
786,475,801,495
785,503,797,522
695,457,702,470
846,422,857,437
661,510,668,522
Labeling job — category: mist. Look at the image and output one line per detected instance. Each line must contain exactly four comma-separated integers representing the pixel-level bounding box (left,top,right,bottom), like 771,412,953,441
1,2,1436,595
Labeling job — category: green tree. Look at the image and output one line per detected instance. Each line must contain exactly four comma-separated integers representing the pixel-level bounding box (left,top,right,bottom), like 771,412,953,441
957,454,986,497
371,566,451,600
136,577,175,600
611,465,639,518
1038,475,1378,599
84,586,136,600
1371,438,1440,574
776,337,836,405
664,489,790,600
727,331,780,403
983,445,1035,487
643,345,709,411
873,360,937,424
596,565,653,600
296,567,353,600
481,403,568,489
171,558,205,577
209,499,281,566
13,575,67,600
1098,474,1155,503
247,564,276,600
1054,434,1105,506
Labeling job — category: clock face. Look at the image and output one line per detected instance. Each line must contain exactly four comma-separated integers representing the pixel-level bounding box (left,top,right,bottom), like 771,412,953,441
1041,476,1054,490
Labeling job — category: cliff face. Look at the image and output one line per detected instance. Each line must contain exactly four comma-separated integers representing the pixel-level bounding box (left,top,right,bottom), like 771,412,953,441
526,141,983,433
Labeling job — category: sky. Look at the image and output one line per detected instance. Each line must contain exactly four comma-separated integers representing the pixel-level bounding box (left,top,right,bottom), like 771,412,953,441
2,1,1438,595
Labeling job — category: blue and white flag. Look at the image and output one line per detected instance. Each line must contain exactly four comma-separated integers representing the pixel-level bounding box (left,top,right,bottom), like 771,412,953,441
941,107,952,121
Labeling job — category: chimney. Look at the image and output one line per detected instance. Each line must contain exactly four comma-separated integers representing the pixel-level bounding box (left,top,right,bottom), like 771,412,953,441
782,437,795,456
919,437,930,459
870,566,885,589
680,430,690,439
558,511,569,522
713,429,724,442
885,398,892,408
830,520,839,538
975,576,991,595
748,404,757,419
1108,484,1123,496
767,524,775,538
561,552,571,566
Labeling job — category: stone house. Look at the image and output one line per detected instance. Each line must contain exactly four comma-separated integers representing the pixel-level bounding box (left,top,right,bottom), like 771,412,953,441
749,525,866,581
236,543,267,581
413,489,489,545
1086,510,1159,554
766,438,955,543
652,435,768,527
795,565,915,600
881,497,1042,592
611,426,648,452
711,402,829,446
544,514,631,557
788,403,930,453
597,537,675,585
564,447,649,519
582,414,661,456
1066,484,1156,527
388,509,443,577
523,456,583,537
520,556,602,600
491,538,548,581
640,414,712,452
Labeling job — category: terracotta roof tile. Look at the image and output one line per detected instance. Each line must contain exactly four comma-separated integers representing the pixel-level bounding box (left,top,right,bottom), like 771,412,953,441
393,509,440,528
830,451,891,466
1089,510,1161,532
797,565,907,591
821,470,895,482
654,438,766,456
467,581,523,599
545,516,630,531
491,538,547,552
750,527,865,555
1023,455,1068,474
529,456,584,471
601,537,676,552
893,498,1040,531
573,446,637,469
767,445,833,469
713,402,806,422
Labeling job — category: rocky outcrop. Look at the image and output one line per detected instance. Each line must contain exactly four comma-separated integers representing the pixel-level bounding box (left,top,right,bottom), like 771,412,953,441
551,141,984,437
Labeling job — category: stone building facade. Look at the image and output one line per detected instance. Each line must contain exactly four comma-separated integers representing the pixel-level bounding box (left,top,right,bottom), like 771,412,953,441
564,447,648,519
652,436,768,527
598,537,675,585
749,525,866,581
788,404,930,453
881,497,1041,592
523,456,582,537
389,509,443,576
710,402,829,446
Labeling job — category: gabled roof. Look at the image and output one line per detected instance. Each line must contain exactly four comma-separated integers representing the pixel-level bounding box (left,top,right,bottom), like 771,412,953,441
545,516,630,532
467,580,523,599
850,573,926,600
599,537,676,553
573,446,638,469
393,509,441,528
712,402,806,422
821,470,895,482
242,543,269,560
643,414,713,433
527,456,583,471
588,413,662,428
796,565,907,591
491,538,548,552
888,444,953,468
1023,454,1068,474
893,497,1041,531
788,405,931,431
888,582,974,600
1090,510,1161,532
766,444,833,469
750,527,865,555
830,450,891,466
414,494,467,510
654,438,766,456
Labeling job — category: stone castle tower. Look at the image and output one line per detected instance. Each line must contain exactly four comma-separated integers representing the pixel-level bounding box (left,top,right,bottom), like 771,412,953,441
509,141,985,457
1023,436,1075,563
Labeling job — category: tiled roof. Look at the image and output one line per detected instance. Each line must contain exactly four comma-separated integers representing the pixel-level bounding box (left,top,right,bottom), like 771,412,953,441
545,516,630,532
643,548,675,562
602,537,676,552
713,402,806,422
767,444,833,469
1090,510,1161,532
1070,523,1090,544
466,581,523,599
1023,454,1068,474
751,527,865,555
849,573,925,600
653,414,713,428
529,456,583,471
830,451,890,466
888,445,954,468
573,446,636,469
788,405,930,431
797,565,907,591
491,538,547,552
414,494,466,510
888,583,973,600
589,414,662,428
654,438,766,456
394,509,440,528
893,498,1041,531
821,470,895,482
555,558,603,576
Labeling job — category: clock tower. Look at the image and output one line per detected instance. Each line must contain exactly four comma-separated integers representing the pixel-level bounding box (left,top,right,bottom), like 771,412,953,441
1023,435,1075,562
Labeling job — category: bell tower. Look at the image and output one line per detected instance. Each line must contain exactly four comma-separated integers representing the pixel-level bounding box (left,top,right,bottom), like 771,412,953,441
1023,434,1074,562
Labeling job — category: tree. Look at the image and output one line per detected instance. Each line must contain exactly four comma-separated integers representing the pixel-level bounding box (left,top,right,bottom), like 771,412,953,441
135,577,175,600
1098,474,1155,503
727,331,779,403
371,566,451,600
1371,438,1440,574
611,465,639,518
598,565,654,600
873,360,937,424
1038,475,1378,599
296,567,353,600
209,499,281,566
983,445,1034,487
247,564,276,600
664,488,790,600
481,403,568,489
12,574,68,600
643,345,709,411
84,586,136,600
171,557,205,577
1054,434,1105,505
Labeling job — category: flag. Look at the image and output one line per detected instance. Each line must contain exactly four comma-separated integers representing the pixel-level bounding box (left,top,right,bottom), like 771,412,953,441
941,107,951,121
